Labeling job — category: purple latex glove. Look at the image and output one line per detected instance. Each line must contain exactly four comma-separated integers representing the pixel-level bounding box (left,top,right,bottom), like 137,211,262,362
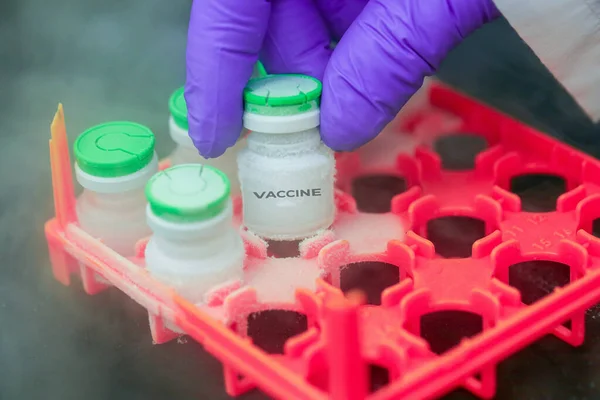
186,0,500,158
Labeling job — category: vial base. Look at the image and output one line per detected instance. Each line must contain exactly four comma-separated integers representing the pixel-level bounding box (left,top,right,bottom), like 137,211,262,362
145,235,245,304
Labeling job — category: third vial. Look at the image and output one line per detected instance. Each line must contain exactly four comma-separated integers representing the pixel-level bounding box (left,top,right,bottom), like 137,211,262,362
238,74,335,244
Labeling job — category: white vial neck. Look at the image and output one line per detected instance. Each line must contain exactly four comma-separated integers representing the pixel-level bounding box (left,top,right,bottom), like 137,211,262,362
146,202,237,259
151,227,236,260
247,128,321,157
169,116,196,149
75,154,159,194
243,109,320,134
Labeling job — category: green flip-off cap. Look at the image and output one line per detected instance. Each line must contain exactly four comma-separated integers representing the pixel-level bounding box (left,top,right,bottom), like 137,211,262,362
74,121,155,178
243,74,322,116
146,164,231,222
169,87,188,130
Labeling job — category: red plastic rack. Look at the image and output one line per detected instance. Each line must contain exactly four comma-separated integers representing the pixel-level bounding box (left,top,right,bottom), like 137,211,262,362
45,82,600,400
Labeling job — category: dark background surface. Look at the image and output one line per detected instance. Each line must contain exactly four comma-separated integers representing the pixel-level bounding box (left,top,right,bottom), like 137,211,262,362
1,0,600,399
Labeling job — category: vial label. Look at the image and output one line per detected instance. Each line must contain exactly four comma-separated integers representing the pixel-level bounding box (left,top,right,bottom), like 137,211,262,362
253,188,321,199
241,166,335,240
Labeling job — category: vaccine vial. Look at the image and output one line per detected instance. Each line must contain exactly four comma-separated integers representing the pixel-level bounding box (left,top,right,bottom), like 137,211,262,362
74,122,158,256
168,87,245,196
144,164,244,303
238,74,336,240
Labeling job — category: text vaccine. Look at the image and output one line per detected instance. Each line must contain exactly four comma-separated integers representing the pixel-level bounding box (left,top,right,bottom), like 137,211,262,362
74,122,158,256
238,74,335,240
168,87,245,196
144,164,244,303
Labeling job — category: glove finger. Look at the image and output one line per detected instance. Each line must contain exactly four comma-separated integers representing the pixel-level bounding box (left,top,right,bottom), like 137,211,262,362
313,0,368,40
320,0,500,151
260,0,331,80
185,0,270,158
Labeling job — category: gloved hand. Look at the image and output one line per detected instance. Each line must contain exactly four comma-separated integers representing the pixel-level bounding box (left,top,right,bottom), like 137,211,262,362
185,0,500,158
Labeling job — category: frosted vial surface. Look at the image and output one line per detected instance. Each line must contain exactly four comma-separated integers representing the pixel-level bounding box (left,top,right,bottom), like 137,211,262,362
74,121,158,257
238,74,335,240
168,87,244,196
144,164,244,303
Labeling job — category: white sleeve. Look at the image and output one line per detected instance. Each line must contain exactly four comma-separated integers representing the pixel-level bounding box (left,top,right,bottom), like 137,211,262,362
493,0,600,122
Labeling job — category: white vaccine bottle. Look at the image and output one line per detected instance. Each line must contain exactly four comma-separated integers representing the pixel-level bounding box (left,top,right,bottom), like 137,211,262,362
238,74,336,240
74,121,158,257
168,87,245,196
144,164,245,303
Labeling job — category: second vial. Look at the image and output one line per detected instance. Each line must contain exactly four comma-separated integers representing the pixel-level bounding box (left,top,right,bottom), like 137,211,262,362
168,87,245,196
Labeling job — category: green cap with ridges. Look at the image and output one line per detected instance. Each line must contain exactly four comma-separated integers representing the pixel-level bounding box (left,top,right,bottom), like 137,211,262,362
169,87,188,130
74,121,155,178
145,164,230,222
244,74,322,116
